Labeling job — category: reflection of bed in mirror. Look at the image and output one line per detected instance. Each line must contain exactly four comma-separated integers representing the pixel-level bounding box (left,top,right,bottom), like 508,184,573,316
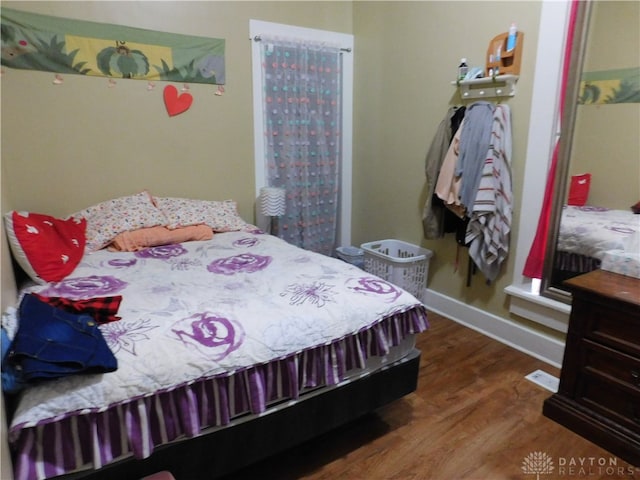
551,205,640,286
540,0,640,300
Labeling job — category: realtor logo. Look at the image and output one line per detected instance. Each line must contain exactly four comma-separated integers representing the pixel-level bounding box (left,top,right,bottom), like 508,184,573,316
522,451,555,479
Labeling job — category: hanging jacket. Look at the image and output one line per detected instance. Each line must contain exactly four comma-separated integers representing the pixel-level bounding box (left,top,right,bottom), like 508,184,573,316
456,101,496,211
422,106,458,238
434,118,466,219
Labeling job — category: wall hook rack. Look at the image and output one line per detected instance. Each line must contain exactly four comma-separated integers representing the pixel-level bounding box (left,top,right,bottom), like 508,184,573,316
452,74,519,100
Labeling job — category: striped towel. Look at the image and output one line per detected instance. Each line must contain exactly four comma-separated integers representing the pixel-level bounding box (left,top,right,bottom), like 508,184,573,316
465,104,512,282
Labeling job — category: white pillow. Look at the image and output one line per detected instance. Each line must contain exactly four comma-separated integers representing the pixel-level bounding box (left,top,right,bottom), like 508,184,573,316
72,191,167,251
154,197,254,232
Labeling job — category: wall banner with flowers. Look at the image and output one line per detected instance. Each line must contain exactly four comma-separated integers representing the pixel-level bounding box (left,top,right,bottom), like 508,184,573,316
1,7,225,85
578,67,639,104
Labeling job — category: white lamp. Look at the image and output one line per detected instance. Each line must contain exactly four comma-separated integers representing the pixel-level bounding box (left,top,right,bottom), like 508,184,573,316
260,187,286,235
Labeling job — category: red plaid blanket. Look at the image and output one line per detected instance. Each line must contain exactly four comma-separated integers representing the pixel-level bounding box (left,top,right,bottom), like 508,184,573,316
33,294,122,324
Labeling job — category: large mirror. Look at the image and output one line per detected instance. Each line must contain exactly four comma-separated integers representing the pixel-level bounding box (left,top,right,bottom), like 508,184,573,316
541,0,640,302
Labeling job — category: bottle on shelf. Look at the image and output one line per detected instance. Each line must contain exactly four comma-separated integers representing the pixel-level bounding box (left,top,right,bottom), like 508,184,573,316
507,22,517,51
458,58,468,81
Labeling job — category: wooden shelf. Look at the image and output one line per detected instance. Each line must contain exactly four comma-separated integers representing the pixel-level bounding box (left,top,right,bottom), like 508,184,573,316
451,74,519,100
486,31,524,76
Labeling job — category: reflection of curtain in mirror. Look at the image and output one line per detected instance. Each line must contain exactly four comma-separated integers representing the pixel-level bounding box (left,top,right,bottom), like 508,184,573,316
522,0,580,279
260,37,342,256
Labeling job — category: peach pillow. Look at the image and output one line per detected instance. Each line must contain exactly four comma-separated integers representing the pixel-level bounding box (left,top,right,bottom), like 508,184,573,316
109,225,213,252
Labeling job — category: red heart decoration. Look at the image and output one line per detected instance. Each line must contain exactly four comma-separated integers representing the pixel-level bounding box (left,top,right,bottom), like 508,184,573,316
163,85,193,117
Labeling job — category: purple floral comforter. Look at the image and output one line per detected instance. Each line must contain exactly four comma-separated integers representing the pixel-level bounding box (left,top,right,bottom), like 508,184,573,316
10,232,427,479
558,206,640,259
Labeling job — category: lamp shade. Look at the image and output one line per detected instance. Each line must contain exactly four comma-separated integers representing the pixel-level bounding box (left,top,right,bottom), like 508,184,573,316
260,187,286,217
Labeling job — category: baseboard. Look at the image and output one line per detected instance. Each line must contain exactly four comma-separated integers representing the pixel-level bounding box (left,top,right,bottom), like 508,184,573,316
423,288,565,368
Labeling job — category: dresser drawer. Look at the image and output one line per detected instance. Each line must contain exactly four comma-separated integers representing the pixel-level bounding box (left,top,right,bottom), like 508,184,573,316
579,374,640,434
580,301,640,357
548,271,640,465
582,339,640,393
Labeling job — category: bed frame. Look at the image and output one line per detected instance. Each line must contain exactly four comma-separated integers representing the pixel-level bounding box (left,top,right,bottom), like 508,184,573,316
44,349,421,480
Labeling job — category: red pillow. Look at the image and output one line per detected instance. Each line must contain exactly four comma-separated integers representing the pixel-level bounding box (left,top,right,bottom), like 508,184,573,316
567,173,591,206
4,211,87,284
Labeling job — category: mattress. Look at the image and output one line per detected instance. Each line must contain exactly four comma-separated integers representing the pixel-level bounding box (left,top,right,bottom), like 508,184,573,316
601,250,640,279
557,206,640,260
7,231,428,480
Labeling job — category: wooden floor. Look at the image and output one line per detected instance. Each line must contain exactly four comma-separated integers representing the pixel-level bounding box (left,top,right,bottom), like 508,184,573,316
224,312,640,480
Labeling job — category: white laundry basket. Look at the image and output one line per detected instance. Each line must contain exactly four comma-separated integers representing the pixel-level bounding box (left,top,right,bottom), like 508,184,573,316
361,239,433,299
335,246,365,269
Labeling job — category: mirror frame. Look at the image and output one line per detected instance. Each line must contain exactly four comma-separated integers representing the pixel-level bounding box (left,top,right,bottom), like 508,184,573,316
540,0,593,304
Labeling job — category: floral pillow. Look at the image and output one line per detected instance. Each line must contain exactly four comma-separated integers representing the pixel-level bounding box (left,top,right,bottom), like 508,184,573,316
4,211,87,284
154,197,255,232
72,191,167,251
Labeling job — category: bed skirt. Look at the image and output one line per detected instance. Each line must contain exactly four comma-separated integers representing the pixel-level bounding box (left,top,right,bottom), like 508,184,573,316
9,306,428,480
555,251,601,274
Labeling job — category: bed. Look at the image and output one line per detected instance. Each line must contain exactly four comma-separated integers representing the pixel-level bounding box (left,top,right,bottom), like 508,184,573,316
1,193,428,480
553,205,640,283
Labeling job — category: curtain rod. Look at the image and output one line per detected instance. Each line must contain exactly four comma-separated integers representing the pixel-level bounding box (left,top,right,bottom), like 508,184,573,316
252,35,352,53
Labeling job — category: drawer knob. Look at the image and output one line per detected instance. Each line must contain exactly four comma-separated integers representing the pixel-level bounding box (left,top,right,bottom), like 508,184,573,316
632,370,640,387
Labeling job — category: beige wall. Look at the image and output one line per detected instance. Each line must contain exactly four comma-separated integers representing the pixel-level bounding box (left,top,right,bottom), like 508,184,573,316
352,1,543,325
1,1,353,220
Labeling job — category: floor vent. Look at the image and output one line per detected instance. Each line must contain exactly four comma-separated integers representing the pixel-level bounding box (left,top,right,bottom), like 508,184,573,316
525,369,559,393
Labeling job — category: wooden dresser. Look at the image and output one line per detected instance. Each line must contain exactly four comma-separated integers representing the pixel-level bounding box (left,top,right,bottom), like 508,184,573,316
543,269,640,466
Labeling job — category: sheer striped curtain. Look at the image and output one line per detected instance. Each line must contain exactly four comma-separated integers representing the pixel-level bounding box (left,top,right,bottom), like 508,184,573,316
260,36,342,256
